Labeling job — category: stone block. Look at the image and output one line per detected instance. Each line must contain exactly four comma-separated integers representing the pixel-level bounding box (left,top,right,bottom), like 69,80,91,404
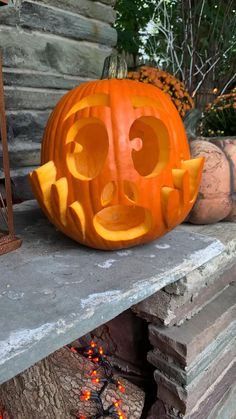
188,360,236,419
0,27,111,78
208,381,236,419
148,375,236,419
146,260,236,326
6,110,51,144
154,339,236,414
149,283,236,367
148,320,236,386
11,168,35,201
98,0,116,5
165,222,236,296
134,228,236,325
26,0,116,24
20,1,117,47
0,3,20,25
4,86,67,111
0,141,40,168
3,68,88,90
147,399,175,419
147,284,236,416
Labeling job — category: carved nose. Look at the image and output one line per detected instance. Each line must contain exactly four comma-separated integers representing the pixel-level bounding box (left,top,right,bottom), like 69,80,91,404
101,180,139,207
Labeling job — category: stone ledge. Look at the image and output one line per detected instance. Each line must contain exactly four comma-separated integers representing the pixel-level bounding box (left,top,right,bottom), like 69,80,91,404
0,201,224,385
134,222,236,326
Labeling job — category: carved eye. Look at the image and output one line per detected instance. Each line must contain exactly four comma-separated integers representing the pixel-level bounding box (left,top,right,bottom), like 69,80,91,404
66,117,109,180
129,116,170,177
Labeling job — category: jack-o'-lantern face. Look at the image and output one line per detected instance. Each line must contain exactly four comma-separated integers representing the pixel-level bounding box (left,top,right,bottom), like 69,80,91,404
30,79,203,250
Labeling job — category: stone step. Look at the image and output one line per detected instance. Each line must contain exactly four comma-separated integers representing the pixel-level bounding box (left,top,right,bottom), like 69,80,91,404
0,141,41,168
149,282,236,367
36,0,116,24
0,1,117,47
0,27,111,80
5,110,51,144
0,167,36,201
3,68,90,90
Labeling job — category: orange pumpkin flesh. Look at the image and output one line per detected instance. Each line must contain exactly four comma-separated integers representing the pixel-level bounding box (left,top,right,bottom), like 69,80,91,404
30,79,203,250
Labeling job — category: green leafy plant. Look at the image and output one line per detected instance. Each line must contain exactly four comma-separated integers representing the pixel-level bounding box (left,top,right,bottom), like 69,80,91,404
201,88,236,137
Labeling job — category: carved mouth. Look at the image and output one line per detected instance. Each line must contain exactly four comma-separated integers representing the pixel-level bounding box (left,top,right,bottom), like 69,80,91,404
93,205,152,241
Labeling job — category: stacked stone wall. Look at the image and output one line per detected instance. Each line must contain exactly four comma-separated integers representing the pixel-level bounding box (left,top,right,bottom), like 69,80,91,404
0,0,117,199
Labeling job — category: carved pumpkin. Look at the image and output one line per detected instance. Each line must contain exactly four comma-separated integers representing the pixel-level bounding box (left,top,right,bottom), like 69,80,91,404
189,139,236,224
30,57,203,250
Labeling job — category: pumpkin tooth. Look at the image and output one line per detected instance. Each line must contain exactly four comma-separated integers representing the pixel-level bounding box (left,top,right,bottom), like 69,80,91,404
50,178,68,226
161,187,180,228
67,201,86,240
172,169,190,206
181,157,204,201
29,161,56,216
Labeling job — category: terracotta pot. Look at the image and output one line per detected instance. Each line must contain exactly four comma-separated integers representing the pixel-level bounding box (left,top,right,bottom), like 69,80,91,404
189,138,236,224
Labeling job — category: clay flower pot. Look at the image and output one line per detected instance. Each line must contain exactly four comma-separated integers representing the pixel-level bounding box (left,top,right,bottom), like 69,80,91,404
188,138,236,224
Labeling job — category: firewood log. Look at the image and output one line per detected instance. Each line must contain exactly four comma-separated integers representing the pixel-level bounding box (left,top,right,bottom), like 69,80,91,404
0,347,145,419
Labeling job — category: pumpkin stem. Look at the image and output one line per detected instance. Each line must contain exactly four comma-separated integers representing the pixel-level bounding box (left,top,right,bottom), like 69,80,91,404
101,54,128,80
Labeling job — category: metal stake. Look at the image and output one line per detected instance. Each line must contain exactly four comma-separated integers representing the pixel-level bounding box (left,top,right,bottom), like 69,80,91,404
0,50,22,255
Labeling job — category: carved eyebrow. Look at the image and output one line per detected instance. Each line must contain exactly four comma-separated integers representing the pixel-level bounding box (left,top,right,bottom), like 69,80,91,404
64,93,110,120
131,96,169,112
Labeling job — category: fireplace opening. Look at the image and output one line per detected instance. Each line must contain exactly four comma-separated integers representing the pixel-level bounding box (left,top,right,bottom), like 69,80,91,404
0,309,157,419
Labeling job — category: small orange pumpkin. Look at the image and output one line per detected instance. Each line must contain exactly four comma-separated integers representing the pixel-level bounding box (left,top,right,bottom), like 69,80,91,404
30,56,203,250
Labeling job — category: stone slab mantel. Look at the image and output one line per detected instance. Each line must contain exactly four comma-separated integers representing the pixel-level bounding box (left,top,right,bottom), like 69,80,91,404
0,201,226,385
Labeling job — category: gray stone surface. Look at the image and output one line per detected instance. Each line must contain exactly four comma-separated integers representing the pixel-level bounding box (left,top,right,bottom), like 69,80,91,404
20,1,117,46
1,28,111,77
148,320,236,386
28,0,116,24
0,141,40,168
134,222,236,325
148,362,236,418
5,110,51,144
146,273,236,418
3,69,89,90
0,0,116,197
4,86,68,111
149,283,236,367
0,201,224,385
188,361,236,419
208,381,236,419
154,336,236,414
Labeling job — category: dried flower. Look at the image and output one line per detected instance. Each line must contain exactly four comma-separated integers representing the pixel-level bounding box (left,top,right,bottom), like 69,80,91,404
201,88,236,137
127,66,194,118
